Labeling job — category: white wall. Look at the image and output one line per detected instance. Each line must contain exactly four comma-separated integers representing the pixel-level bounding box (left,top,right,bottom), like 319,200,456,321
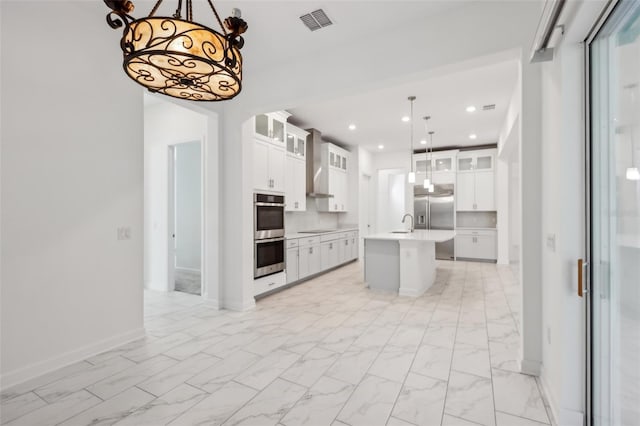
358,147,374,258
175,141,202,271
0,2,144,387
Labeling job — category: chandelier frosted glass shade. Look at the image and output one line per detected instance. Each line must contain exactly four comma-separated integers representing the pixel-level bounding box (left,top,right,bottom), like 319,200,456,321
122,18,242,101
104,0,247,102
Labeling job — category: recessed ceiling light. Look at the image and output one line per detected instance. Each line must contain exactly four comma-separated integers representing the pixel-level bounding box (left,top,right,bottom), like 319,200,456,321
469,133,477,140
348,124,356,131
420,139,427,145
401,116,410,122
378,144,384,150
466,105,476,113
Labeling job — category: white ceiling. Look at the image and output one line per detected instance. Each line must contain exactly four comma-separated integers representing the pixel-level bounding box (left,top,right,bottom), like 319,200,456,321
132,1,471,72
288,60,519,152
129,1,520,152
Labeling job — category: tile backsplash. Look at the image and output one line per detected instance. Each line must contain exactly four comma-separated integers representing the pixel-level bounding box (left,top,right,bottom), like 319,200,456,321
456,211,497,228
285,197,340,232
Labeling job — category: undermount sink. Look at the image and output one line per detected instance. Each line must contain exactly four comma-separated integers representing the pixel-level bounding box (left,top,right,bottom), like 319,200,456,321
391,230,411,234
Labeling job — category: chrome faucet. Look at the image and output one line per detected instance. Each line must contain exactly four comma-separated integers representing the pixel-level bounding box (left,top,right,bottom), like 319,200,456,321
402,213,414,232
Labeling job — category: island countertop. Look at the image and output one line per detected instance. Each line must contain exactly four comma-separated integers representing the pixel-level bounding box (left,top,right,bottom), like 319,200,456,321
364,229,455,243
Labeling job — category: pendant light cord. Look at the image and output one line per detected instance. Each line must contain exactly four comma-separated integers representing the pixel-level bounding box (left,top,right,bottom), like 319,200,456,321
146,0,226,32
207,0,228,35
408,96,416,175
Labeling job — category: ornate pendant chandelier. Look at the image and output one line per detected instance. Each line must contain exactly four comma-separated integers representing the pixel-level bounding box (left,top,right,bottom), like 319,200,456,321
104,0,248,101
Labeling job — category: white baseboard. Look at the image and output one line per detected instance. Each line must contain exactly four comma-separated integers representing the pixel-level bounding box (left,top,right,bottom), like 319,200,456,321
519,358,542,376
223,297,256,312
0,327,145,392
539,367,584,426
175,267,201,274
204,298,221,310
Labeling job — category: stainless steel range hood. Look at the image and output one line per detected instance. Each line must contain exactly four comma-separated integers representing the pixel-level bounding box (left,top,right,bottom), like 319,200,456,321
306,128,334,198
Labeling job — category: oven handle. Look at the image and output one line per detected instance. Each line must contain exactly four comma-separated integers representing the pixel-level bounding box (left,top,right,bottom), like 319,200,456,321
255,237,285,243
255,202,286,207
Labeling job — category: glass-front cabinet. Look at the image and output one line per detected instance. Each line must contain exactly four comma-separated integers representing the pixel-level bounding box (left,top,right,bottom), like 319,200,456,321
413,150,458,177
286,125,307,159
253,111,291,145
457,150,494,172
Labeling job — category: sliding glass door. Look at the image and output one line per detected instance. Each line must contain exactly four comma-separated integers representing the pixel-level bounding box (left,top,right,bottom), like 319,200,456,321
588,2,640,425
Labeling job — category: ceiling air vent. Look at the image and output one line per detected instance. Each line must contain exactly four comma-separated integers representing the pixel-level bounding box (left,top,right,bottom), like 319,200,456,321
482,104,496,111
300,9,333,31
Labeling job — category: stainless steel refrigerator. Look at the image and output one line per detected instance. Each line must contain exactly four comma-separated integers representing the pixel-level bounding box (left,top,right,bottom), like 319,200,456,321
414,183,455,260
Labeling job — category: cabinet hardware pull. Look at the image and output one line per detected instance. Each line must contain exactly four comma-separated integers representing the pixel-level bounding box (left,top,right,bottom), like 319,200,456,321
268,282,276,286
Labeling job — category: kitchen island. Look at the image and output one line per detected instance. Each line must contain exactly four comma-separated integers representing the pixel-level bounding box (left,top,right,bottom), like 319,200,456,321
364,230,456,297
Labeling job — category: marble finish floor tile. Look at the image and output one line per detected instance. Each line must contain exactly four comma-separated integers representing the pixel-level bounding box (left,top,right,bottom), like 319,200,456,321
280,347,339,387
223,378,307,426
281,376,354,426
113,383,206,425
0,392,46,424
368,345,416,383
491,369,549,424
59,387,155,426
4,390,101,426
234,349,301,390
0,261,546,426
444,371,496,426
324,346,380,385
392,372,447,426
336,374,402,426
411,344,454,381
169,381,257,426
452,342,492,378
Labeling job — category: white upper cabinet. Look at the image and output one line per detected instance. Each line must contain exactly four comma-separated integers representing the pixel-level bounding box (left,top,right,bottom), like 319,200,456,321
455,148,496,211
284,125,308,211
254,138,285,193
253,111,291,146
285,156,306,211
457,149,494,173
286,126,307,159
317,143,350,212
413,150,458,185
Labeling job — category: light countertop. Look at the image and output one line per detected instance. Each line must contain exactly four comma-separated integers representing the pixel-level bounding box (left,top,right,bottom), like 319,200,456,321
285,227,359,239
364,229,456,243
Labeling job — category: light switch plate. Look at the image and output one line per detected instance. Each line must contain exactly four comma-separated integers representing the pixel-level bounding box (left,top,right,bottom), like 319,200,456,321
117,227,131,240
546,234,556,252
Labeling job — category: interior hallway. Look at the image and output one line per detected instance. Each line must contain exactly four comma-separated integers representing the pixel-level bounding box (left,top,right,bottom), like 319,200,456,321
0,261,549,426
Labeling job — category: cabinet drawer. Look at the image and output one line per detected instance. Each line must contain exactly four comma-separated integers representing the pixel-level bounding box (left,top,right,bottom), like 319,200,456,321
299,236,320,246
254,272,285,296
286,239,299,249
320,233,342,242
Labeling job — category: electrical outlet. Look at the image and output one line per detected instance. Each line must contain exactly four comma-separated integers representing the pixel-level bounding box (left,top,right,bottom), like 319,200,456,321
117,227,131,240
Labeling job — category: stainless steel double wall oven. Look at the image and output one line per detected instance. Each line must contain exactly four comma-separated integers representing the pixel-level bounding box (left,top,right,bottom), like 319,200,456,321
254,193,285,278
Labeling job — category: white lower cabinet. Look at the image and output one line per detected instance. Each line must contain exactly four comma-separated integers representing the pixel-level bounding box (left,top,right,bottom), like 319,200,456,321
300,243,321,279
254,272,285,296
455,230,497,261
286,247,299,284
281,231,358,288
321,240,340,270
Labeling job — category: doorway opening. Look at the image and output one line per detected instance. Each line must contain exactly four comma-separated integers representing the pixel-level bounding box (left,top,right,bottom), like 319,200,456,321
169,141,202,296
143,94,207,300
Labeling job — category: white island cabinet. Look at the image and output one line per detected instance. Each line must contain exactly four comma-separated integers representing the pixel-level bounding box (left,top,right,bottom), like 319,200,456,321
364,230,455,297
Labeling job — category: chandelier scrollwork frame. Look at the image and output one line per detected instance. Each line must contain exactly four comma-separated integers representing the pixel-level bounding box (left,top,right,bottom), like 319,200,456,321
104,0,248,102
